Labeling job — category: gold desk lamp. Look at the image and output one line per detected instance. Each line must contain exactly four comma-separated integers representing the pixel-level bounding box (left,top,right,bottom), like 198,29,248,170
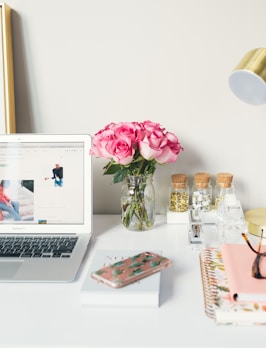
229,48,266,105
229,48,266,237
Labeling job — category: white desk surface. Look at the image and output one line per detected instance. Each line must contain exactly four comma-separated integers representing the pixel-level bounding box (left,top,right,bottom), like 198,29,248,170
0,215,265,348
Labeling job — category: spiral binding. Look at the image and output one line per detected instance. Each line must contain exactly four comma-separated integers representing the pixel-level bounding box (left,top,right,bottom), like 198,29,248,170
199,248,219,319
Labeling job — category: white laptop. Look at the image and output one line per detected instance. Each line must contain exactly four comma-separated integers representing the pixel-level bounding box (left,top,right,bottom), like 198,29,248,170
0,133,92,282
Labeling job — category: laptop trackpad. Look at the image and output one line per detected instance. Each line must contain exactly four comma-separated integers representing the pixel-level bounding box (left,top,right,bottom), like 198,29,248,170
0,260,23,279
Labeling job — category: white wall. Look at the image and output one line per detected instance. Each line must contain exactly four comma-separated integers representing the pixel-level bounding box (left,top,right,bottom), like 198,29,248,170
7,0,266,214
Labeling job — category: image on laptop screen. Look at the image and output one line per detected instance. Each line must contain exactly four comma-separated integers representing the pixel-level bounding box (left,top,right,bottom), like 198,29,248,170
0,141,85,225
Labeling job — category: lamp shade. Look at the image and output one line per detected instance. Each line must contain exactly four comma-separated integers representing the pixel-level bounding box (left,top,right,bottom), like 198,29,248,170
229,48,266,105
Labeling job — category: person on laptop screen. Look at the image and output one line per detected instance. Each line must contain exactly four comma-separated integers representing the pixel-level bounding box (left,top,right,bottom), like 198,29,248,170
52,163,63,187
0,183,21,221
45,163,63,187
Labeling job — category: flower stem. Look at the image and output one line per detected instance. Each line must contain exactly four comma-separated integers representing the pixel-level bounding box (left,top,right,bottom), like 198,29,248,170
121,174,155,231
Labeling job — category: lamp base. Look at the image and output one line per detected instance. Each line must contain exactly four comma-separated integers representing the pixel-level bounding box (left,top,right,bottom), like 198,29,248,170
244,208,266,237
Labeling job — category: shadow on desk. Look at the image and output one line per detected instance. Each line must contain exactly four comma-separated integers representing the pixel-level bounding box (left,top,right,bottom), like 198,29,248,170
160,249,193,306
92,214,167,238
92,214,121,237
160,267,174,306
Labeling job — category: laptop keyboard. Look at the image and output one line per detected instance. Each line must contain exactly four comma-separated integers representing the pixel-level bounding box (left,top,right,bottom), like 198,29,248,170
0,236,78,258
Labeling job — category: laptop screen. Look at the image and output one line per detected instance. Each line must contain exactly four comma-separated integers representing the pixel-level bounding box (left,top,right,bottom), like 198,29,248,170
0,139,88,226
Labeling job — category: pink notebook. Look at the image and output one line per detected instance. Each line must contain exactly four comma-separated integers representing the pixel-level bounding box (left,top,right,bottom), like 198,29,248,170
221,243,266,302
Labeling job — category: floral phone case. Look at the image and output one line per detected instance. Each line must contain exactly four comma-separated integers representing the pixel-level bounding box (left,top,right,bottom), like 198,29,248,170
91,251,172,288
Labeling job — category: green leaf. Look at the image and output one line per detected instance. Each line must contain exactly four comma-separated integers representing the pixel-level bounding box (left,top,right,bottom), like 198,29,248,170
141,255,153,262
111,261,125,267
129,268,144,276
113,168,128,183
103,162,121,175
112,268,124,276
128,262,143,268
131,253,142,260
150,260,162,267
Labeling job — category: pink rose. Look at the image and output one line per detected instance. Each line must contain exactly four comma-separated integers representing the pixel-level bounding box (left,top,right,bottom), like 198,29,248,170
89,128,115,160
141,120,165,136
138,121,168,161
90,120,183,179
138,134,165,160
111,122,141,145
105,135,135,165
155,132,183,164
139,122,183,164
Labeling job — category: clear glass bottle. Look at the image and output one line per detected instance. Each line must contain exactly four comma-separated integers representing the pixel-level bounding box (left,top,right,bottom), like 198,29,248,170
169,174,189,212
191,172,212,219
214,172,234,210
121,174,155,231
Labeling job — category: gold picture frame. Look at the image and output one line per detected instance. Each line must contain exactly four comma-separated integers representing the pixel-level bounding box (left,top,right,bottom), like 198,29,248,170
0,3,15,133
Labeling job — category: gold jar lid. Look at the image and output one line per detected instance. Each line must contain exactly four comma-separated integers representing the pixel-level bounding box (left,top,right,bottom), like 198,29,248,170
244,208,266,237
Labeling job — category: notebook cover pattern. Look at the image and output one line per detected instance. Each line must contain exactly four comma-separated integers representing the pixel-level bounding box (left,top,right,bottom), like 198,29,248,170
221,243,266,302
199,248,266,325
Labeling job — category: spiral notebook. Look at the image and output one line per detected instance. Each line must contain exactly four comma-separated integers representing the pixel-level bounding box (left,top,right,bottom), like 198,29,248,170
199,248,266,325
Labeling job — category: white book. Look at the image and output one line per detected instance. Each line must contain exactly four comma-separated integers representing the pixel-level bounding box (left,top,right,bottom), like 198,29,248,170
80,250,161,307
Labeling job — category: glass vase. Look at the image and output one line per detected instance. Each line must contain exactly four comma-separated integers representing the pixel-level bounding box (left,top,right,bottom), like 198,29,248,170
121,174,155,231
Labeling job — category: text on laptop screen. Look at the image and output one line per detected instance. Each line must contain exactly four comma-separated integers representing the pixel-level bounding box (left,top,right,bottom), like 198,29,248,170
0,141,84,225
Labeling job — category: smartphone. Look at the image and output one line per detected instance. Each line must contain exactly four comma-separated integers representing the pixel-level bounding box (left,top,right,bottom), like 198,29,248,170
91,251,172,289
